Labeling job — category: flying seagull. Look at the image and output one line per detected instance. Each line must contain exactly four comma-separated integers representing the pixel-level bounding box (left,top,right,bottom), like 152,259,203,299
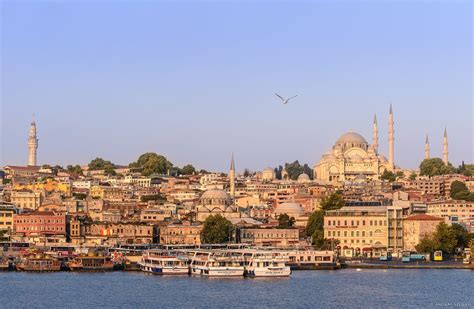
275,93,298,104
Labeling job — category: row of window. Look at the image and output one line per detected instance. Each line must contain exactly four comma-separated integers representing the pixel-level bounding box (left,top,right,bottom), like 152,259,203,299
326,230,383,237
327,219,387,227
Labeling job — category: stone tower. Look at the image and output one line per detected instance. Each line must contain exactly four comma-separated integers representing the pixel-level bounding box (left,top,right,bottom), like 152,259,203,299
229,153,235,197
424,134,430,160
443,128,448,165
27,118,38,166
372,114,379,154
388,104,394,170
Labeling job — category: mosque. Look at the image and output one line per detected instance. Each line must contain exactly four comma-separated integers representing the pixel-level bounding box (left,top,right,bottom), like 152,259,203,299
313,105,449,183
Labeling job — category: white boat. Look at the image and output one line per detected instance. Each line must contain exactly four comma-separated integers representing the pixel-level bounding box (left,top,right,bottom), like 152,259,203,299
190,250,244,277
242,251,291,277
139,250,189,275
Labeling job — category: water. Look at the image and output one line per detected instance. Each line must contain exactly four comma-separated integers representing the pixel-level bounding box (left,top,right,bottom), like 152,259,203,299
1,270,472,308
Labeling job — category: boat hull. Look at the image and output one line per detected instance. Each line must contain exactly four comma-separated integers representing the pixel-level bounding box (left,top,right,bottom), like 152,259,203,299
246,267,291,277
192,266,244,277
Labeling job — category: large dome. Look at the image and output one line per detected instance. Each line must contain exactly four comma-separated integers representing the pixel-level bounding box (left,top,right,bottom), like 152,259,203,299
200,189,230,200
274,202,305,216
297,173,310,183
336,132,368,145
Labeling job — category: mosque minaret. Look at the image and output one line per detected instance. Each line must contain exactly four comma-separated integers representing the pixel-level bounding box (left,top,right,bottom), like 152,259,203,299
424,134,430,160
27,117,38,166
372,114,379,154
443,128,449,165
388,104,394,170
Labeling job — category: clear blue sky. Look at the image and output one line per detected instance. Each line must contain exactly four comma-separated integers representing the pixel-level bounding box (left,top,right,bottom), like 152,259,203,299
1,1,472,172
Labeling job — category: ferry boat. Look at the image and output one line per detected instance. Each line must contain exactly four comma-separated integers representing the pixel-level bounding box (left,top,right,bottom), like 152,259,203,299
242,250,291,277
17,253,61,272
139,250,189,275
190,250,244,277
287,250,338,270
67,252,114,271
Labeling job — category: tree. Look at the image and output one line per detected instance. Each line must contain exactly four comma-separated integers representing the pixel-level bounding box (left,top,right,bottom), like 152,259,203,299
409,172,417,180
320,193,345,211
201,214,233,244
67,165,83,175
450,180,474,201
277,214,295,229
243,168,251,177
180,164,196,175
303,164,314,180
415,222,465,255
456,162,474,177
381,169,396,182
129,152,173,176
140,194,166,203
88,157,115,171
305,210,324,237
284,161,305,180
419,158,455,177
311,230,339,250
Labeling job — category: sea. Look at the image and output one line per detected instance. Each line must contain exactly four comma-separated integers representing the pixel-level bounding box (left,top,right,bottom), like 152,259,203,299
0,269,472,308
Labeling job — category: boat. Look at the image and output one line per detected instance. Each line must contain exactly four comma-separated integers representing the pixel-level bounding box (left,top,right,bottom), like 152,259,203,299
286,250,338,270
0,257,10,271
67,252,114,271
17,253,61,272
139,250,189,275
242,250,291,277
190,250,244,277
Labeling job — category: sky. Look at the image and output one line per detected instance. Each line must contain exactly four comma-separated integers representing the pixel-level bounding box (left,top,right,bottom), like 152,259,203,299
1,1,472,172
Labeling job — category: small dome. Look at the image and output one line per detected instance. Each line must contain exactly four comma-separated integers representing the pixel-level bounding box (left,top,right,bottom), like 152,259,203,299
274,202,305,216
336,132,367,145
200,189,230,200
263,167,274,172
297,173,310,183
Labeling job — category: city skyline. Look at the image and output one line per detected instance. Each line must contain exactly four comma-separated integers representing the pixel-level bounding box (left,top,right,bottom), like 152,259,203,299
1,1,472,171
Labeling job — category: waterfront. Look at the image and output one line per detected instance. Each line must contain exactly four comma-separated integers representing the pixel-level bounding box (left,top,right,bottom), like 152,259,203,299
1,269,472,308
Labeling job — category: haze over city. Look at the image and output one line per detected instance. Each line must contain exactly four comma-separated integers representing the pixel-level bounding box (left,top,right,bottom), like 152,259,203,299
1,1,472,171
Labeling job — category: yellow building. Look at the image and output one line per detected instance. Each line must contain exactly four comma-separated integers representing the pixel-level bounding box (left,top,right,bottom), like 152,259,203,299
10,190,43,210
160,221,203,245
0,203,19,231
14,179,71,196
324,206,388,257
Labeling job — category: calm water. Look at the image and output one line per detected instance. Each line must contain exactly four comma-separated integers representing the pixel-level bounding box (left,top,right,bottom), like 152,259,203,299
1,269,472,308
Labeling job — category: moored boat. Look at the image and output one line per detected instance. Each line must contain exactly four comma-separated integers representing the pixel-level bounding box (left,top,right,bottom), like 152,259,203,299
67,252,114,271
242,250,291,277
190,250,244,277
139,250,189,275
17,253,61,272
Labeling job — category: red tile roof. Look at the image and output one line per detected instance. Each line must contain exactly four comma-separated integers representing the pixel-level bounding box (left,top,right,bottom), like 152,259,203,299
405,214,443,221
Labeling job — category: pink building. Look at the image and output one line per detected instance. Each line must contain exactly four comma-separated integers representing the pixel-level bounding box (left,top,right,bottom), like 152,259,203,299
14,211,67,236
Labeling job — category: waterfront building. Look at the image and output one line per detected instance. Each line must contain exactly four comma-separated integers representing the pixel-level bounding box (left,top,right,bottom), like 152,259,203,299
85,222,154,245
159,221,203,245
403,214,443,252
239,227,299,247
324,206,388,257
13,211,67,240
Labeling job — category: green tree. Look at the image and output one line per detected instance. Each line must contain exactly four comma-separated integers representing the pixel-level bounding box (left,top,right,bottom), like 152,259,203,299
243,168,251,177
320,193,345,211
409,172,417,180
140,194,166,203
277,214,295,229
381,169,396,182
201,214,233,244
416,222,462,255
284,161,305,180
419,158,455,177
88,157,115,171
305,210,324,237
129,152,173,176
67,165,83,175
449,180,474,201
180,164,196,175
451,224,470,250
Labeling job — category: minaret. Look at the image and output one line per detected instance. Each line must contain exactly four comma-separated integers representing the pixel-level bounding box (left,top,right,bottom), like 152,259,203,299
229,153,235,197
27,117,38,166
372,114,379,154
443,128,448,165
388,104,394,170
424,134,430,160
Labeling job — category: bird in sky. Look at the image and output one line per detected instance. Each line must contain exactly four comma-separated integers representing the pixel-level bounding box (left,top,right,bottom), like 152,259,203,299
275,93,298,104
